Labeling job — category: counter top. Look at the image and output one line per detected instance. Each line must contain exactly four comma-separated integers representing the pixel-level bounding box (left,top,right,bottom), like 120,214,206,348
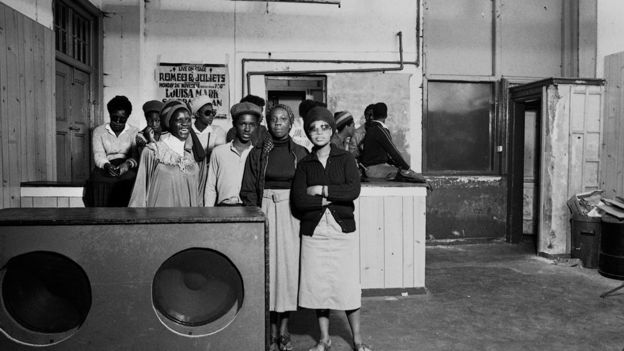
0,207,266,226
361,179,428,188
21,180,428,188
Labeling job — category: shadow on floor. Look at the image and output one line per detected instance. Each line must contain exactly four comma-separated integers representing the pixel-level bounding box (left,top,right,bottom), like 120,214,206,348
289,240,624,351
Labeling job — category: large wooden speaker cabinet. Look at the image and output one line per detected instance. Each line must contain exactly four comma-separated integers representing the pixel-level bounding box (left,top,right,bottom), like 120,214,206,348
0,207,267,350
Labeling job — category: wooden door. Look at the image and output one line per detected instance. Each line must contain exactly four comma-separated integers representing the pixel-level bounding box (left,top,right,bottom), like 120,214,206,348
56,60,90,182
70,68,90,182
602,52,624,197
56,61,71,182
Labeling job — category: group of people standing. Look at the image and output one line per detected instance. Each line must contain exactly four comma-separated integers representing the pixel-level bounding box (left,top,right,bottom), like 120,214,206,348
83,92,421,351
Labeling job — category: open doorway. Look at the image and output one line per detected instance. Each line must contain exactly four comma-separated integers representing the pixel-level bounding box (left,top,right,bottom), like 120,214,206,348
507,84,544,247
267,90,306,116
509,78,605,256
265,75,326,108
265,76,326,149
522,101,541,244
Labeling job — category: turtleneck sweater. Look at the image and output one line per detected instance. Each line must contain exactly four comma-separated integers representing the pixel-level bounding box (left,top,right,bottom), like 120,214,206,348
265,137,296,189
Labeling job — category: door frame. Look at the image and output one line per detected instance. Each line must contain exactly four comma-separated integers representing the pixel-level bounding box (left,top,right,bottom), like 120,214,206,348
53,0,103,181
54,0,103,125
264,75,327,104
507,82,544,244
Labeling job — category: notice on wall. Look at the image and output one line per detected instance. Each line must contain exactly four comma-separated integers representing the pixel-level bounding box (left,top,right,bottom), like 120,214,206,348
157,63,229,119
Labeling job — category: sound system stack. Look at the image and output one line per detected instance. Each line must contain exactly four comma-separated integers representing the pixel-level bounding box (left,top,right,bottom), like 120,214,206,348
0,207,268,350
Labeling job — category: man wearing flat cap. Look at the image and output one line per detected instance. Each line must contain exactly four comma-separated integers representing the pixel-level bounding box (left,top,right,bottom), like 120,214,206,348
205,102,260,206
225,94,268,146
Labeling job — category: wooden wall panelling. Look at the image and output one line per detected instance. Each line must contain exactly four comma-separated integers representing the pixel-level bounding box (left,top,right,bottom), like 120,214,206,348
33,197,57,208
17,12,27,184
353,197,361,283
4,7,21,208
569,85,585,195
44,24,55,180
20,196,33,207
34,23,47,180
568,85,603,195
357,192,427,290
359,196,384,289
57,196,69,207
617,60,624,196
23,16,35,181
383,196,403,288
69,196,84,207
401,196,415,288
602,53,624,197
0,3,55,208
584,86,603,190
413,193,426,287
0,4,8,208
601,58,616,195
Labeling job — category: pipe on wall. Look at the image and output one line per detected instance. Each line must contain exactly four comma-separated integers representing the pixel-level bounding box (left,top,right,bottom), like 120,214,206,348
241,31,416,96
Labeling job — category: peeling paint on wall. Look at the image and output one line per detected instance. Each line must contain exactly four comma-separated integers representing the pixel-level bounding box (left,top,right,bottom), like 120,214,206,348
537,81,604,256
427,176,506,242
327,72,412,162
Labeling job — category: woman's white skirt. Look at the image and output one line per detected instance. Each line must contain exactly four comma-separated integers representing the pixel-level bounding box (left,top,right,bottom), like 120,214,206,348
298,209,361,310
262,189,301,312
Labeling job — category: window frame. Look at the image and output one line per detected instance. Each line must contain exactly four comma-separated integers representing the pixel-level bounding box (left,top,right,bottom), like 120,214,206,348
54,0,94,71
422,76,502,176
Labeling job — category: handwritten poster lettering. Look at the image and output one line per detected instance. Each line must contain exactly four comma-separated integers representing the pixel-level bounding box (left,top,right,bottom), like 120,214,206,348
157,63,230,119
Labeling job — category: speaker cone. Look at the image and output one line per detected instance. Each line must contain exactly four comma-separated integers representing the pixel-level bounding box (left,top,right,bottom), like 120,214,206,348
1,251,92,334
152,248,244,329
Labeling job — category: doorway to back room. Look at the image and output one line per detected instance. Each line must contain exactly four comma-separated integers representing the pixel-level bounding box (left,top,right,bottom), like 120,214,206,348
265,76,326,150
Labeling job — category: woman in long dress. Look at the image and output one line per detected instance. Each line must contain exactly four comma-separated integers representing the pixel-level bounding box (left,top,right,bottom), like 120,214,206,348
240,104,308,351
129,101,201,207
291,106,372,351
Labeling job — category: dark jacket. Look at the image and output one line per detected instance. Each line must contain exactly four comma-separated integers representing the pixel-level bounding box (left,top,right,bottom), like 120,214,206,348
360,120,410,170
292,144,361,235
240,135,309,207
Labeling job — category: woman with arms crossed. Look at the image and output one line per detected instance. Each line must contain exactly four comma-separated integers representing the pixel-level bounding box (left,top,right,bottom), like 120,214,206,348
292,106,372,351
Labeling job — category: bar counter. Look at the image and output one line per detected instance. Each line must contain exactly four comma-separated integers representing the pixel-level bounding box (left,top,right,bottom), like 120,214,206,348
19,180,427,295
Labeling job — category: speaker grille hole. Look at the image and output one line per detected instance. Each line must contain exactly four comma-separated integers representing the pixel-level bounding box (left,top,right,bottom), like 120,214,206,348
152,248,244,333
1,251,91,335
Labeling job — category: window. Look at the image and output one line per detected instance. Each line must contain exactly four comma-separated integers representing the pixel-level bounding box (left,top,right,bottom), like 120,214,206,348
424,81,494,173
54,0,91,65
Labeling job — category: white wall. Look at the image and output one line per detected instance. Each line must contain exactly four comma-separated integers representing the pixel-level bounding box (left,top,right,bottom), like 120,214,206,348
2,0,53,28
1,0,102,28
597,0,624,77
101,0,422,167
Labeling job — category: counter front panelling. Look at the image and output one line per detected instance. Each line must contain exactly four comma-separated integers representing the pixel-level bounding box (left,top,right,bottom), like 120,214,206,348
19,182,428,294
356,183,427,294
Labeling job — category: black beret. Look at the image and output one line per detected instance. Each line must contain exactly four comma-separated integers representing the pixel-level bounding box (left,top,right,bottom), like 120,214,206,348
304,106,335,138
